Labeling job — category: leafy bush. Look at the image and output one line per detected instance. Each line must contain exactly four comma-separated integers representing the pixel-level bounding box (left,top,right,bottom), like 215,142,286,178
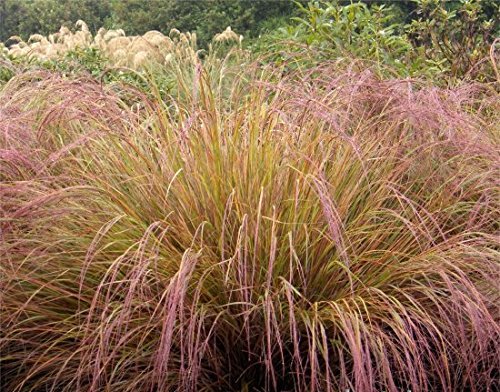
263,0,499,82
407,0,499,81
293,1,412,69
1,59,498,391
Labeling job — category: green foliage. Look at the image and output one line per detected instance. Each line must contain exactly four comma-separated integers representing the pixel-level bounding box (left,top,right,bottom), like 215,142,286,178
38,47,108,76
262,0,499,81
0,61,15,84
252,1,418,76
407,0,499,80
0,0,112,42
292,1,413,71
108,0,303,47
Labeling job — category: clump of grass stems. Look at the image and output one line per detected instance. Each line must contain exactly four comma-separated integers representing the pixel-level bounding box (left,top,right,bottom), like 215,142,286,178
1,60,499,391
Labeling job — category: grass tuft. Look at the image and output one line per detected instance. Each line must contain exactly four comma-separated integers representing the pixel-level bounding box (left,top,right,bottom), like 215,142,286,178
1,62,499,391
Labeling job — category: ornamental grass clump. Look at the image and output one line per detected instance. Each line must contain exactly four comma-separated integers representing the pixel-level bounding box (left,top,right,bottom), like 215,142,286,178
0,62,499,391
1,20,245,72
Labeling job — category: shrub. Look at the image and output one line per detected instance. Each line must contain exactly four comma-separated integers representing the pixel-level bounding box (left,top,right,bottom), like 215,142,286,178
407,0,499,81
293,1,412,69
263,0,499,82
